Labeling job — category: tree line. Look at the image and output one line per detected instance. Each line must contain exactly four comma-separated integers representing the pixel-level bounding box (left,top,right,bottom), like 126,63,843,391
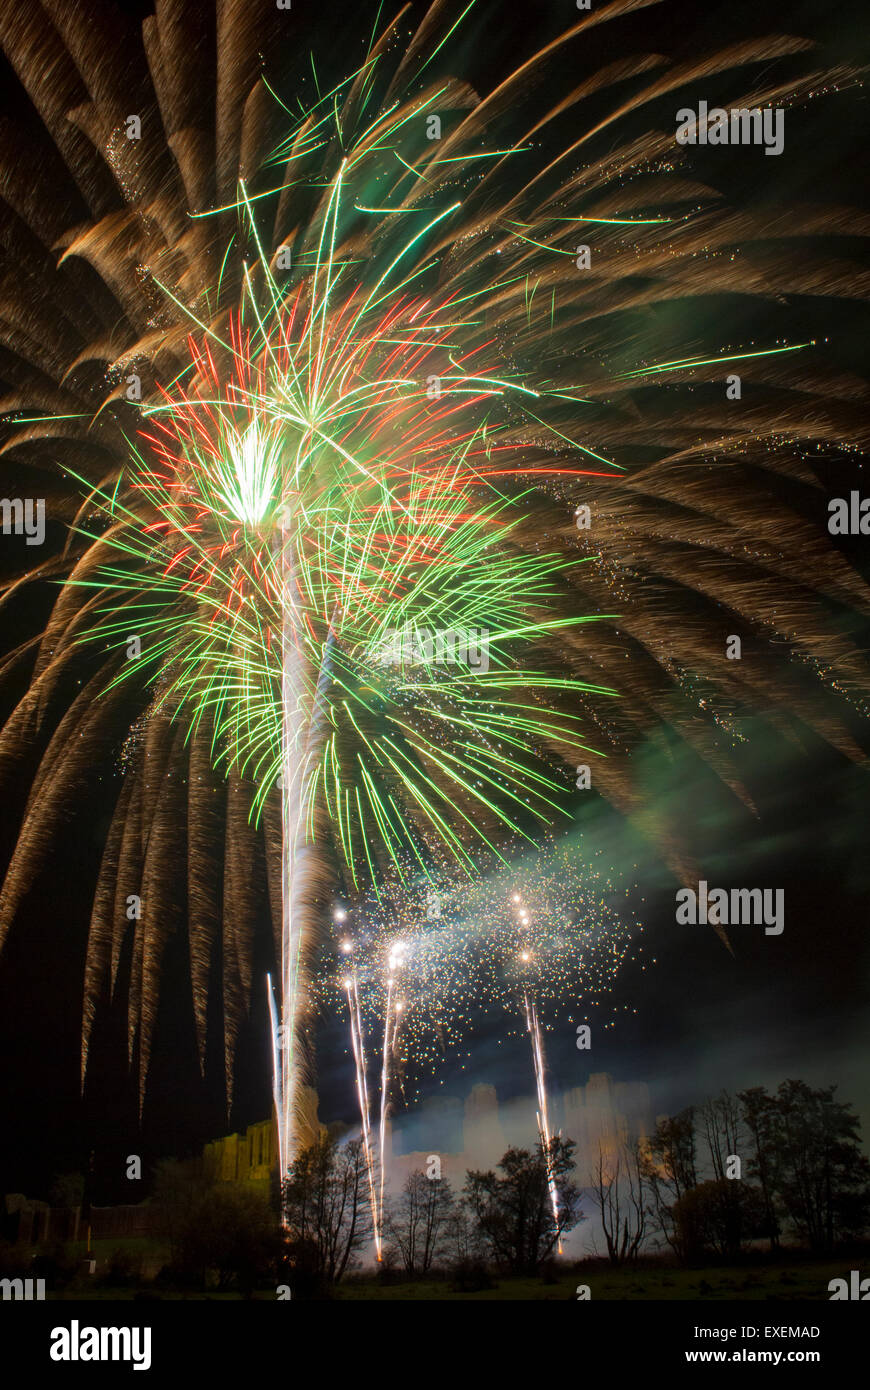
282,1131,582,1295
592,1081,870,1266
137,1076,869,1294
283,1078,870,1290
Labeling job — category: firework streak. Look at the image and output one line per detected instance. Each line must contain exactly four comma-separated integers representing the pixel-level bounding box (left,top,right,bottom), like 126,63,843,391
343,969,381,1260
337,931,410,1258
524,992,563,1253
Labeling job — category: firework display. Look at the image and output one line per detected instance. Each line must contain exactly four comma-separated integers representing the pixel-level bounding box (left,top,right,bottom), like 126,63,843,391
0,0,866,1180
316,846,641,1064
316,844,643,1253
73,230,621,1166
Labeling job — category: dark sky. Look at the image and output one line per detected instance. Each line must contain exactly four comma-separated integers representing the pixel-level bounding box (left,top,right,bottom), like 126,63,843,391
0,0,868,1205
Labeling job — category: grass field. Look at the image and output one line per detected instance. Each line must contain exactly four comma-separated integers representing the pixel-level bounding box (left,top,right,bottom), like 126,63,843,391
16,1241,850,1300
335,1260,847,1301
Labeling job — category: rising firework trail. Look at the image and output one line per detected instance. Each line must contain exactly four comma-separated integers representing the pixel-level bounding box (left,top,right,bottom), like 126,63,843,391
342,956,381,1260
524,990,563,1255
335,926,409,1259
512,887,563,1248
377,971,394,1257
377,939,410,1249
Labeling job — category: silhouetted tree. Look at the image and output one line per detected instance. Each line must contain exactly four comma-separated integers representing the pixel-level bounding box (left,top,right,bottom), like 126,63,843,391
671,1179,767,1261
445,1200,484,1266
152,1159,278,1292
645,1082,870,1263
701,1092,743,1181
282,1135,372,1286
696,1091,755,1257
384,1171,454,1276
465,1138,581,1275
738,1086,783,1249
640,1108,698,1260
588,1139,647,1266
766,1081,870,1251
